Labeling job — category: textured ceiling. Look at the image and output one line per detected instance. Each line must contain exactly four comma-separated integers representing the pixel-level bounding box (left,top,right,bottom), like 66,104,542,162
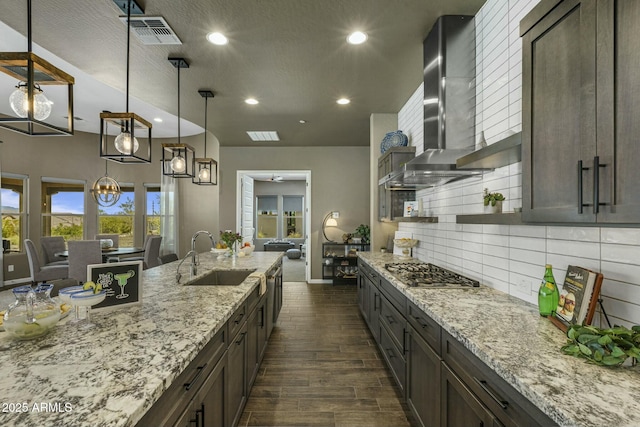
0,0,485,147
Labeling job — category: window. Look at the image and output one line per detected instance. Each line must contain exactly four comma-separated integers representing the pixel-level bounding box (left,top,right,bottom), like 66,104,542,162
97,185,135,247
283,196,304,238
145,184,161,236
1,174,27,252
256,195,305,240
41,178,85,241
256,195,278,239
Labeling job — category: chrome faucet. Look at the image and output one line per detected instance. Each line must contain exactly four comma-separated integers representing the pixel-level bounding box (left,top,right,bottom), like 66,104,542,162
189,230,216,275
176,250,199,283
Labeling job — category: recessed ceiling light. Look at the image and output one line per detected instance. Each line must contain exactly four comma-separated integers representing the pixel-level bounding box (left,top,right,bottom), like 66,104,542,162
245,98,259,105
206,32,228,45
154,117,163,123
247,131,280,141
347,31,368,45
337,98,350,105
299,120,307,124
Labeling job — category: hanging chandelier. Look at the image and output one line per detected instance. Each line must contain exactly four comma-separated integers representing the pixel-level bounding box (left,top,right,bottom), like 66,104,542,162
90,161,122,207
0,0,74,136
99,0,151,163
162,58,195,178
193,90,217,185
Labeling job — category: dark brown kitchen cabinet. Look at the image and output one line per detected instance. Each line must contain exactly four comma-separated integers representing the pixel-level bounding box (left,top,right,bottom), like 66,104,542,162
358,260,381,341
228,321,248,427
407,324,441,427
521,0,640,223
441,363,503,427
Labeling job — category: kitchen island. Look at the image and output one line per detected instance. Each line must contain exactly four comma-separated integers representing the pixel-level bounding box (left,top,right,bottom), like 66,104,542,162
359,252,640,427
0,251,282,427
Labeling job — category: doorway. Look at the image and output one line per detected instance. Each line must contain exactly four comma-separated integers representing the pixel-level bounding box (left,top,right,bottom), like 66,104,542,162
236,170,311,282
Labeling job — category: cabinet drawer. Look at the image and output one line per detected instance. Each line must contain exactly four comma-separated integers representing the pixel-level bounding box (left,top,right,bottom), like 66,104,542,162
379,321,406,394
228,301,247,343
441,331,557,427
407,300,440,354
379,294,406,353
379,277,406,315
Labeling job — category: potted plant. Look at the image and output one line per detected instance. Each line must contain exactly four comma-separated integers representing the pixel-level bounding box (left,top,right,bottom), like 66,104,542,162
354,224,370,244
483,188,505,213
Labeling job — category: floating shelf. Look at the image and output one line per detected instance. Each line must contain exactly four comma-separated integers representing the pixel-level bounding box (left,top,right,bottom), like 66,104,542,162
381,216,439,224
456,213,523,225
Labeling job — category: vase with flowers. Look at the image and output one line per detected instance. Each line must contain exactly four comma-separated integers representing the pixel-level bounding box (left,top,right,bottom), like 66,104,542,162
220,230,242,257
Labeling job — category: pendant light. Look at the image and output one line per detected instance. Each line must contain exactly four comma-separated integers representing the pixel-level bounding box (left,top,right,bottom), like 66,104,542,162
162,58,195,178
192,90,218,185
99,0,151,163
90,161,122,207
0,0,74,136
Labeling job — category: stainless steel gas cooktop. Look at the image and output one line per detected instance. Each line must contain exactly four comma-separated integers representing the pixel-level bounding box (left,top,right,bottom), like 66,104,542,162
385,262,480,289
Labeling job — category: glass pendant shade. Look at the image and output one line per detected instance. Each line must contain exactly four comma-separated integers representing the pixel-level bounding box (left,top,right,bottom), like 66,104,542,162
9,83,52,120
199,167,210,180
90,175,122,207
170,155,186,173
114,131,139,154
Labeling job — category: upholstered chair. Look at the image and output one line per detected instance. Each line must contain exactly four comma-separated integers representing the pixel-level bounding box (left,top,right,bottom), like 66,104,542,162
24,239,69,285
40,236,69,266
68,240,102,285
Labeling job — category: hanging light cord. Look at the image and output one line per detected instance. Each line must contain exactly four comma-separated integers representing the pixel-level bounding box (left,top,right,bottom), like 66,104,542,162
203,95,208,157
177,65,181,144
125,0,131,113
27,0,32,51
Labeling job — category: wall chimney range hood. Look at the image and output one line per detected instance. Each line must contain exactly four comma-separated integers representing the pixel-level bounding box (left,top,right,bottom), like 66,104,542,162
380,15,490,190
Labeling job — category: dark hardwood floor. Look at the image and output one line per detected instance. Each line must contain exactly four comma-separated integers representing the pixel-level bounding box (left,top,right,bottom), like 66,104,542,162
238,282,414,427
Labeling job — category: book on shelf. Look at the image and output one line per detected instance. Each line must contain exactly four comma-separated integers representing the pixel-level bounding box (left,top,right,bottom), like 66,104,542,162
550,265,603,332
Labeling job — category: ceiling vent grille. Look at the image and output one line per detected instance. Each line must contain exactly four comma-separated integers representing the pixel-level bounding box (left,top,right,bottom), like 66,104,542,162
119,16,182,45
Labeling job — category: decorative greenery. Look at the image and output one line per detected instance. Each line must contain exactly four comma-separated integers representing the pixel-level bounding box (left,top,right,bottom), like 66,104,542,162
220,230,242,249
483,188,506,207
354,224,370,244
561,324,640,367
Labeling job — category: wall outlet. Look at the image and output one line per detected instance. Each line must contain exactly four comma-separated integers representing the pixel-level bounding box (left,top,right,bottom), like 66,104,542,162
8,265,14,272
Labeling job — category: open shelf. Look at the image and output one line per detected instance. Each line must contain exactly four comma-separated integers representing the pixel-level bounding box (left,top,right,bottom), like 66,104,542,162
456,212,523,225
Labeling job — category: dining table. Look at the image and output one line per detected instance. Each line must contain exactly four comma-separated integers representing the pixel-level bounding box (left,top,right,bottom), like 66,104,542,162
55,247,145,263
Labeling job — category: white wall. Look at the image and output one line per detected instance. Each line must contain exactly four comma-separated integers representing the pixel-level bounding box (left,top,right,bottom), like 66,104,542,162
397,0,640,328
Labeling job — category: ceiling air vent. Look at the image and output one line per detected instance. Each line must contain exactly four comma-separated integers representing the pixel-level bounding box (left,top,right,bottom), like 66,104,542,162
118,16,182,45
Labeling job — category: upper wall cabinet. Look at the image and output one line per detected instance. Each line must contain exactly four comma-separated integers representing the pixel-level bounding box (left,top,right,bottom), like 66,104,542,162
521,0,640,224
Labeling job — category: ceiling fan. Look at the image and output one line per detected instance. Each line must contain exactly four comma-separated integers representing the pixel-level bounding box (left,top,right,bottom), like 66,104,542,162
256,174,284,183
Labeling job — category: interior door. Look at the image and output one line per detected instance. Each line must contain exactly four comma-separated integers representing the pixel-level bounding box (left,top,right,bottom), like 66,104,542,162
240,175,254,243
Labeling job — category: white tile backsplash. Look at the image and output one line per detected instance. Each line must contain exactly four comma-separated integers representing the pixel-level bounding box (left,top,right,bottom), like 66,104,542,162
395,0,639,326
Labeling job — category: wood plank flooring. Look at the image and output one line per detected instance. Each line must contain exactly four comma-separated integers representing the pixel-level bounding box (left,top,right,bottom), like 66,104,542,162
238,282,414,427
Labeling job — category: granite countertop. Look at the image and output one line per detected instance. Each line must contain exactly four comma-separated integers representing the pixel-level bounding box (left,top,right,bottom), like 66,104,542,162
359,252,640,427
0,251,282,427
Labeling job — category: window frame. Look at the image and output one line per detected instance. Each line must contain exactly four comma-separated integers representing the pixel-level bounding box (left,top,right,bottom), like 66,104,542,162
96,183,135,247
1,173,28,252
145,183,161,237
41,177,85,241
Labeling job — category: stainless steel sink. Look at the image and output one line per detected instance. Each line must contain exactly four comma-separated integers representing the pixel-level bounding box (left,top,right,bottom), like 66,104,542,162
185,269,256,286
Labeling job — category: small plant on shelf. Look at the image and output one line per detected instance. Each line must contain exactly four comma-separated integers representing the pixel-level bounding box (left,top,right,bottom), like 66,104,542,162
354,224,370,244
483,188,505,207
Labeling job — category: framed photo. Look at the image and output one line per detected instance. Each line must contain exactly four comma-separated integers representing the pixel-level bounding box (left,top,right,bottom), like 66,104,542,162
87,260,143,311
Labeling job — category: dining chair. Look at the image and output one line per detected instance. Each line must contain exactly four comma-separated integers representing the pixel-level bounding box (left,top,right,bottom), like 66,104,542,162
158,253,178,265
24,239,69,284
128,235,162,269
40,236,69,266
68,240,102,285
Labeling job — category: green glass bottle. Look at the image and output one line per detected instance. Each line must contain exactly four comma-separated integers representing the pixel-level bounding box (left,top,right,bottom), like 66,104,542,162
538,264,559,317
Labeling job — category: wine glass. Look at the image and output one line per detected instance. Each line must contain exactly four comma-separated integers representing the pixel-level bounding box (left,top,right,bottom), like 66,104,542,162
69,290,106,329
58,286,85,323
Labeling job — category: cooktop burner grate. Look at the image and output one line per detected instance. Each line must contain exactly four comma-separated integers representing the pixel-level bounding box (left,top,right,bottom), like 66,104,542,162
384,262,480,288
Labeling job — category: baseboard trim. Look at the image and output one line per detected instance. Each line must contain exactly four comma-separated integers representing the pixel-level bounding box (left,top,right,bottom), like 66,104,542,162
307,279,332,284
2,277,30,287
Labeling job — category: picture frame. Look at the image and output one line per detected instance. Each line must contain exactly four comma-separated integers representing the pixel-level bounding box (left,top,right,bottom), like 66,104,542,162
86,260,143,311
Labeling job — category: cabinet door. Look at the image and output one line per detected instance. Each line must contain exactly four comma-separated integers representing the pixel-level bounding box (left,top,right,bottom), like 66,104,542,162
521,0,597,222
407,326,441,427
367,281,380,342
190,354,227,427
228,325,248,427
441,364,503,427
246,306,259,389
596,0,640,222
358,272,369,322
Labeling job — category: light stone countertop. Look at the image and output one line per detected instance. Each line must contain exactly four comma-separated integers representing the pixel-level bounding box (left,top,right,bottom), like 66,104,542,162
0,251,282,427
359,252,640,427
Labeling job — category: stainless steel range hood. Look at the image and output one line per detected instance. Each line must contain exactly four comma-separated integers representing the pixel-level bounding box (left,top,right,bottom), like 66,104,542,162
380,15,489,190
